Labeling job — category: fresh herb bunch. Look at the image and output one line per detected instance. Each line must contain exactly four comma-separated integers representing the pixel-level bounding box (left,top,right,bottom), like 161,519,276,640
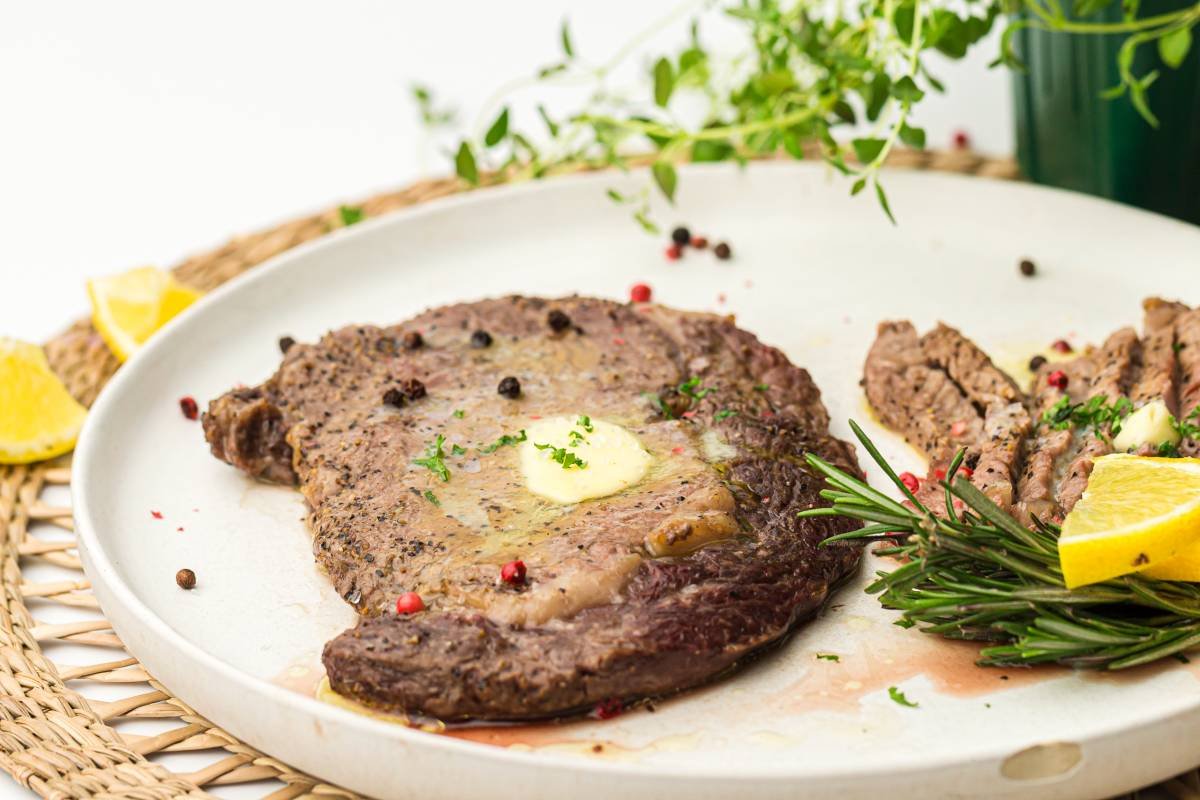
1040,395,1134,435
419,0,1199,225
799,421,1200,670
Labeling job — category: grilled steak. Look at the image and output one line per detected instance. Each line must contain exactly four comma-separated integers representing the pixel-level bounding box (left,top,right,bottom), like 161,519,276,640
203,296,862,721
864,297,1200,523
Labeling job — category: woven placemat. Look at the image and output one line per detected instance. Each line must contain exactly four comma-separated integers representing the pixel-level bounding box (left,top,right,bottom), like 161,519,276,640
3,151,1196,800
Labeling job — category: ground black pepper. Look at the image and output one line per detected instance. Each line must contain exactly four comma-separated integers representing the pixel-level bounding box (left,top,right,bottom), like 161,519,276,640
547,309,571,332
471,330,493,348
498,376,521,398
671,226,691,246
1028,354,1047,371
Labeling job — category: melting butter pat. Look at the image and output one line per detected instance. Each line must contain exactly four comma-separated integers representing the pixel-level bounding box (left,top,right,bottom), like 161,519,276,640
1113,399,1179,452
520,415,651,504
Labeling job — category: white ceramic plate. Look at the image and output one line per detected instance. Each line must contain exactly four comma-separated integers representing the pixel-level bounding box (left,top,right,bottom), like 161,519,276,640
74,164,1200,800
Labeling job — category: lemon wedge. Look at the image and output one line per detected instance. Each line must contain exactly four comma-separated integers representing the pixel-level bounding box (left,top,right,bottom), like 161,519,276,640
0,338,88,464
88,267,203,362
1059,453,1200,588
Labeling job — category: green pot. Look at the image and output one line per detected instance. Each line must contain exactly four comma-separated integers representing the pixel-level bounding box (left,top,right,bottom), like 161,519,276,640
1012,2,1200,224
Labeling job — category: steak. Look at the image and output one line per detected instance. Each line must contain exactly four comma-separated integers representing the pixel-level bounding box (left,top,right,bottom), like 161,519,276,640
203,296,862,721
863,297,1199,523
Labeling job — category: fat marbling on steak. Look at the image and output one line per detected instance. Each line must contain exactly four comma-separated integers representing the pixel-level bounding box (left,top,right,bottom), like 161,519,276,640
203,296,862,721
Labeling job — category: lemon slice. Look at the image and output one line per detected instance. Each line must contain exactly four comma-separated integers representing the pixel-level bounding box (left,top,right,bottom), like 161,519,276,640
88,267,203,362
1059,453,1200,588
0,338,88,464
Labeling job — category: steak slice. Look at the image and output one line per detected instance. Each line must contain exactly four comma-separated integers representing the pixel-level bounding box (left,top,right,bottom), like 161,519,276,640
863,321,1029,511
203,296,862,721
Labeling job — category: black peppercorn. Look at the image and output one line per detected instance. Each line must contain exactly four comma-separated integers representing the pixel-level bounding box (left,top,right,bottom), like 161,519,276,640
1019,258,1036,277
279,335,296,354
498,376,521,398
399,378,426,400
547,309,571,332
471,330,493,348
1028,355,1047,372
382,388,406,408
714,242,732,260
402,331,424,350
671,226,691,246
176,568,196,590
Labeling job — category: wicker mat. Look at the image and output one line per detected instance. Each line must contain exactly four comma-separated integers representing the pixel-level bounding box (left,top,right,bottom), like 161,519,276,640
2,151,1197,800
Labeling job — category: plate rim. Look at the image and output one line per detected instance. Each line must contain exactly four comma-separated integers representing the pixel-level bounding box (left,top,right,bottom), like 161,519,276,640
71,161,1200,790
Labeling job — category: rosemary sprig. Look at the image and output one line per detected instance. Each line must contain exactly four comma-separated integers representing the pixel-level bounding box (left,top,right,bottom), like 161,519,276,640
800,420,1200,670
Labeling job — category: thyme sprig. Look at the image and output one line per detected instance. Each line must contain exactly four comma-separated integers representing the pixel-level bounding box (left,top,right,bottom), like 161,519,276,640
799,420,1200,670
420,0,1199,225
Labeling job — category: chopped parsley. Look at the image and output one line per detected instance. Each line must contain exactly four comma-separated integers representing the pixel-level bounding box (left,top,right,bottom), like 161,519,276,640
412,434,451,481
815,653,840,662
1174,405,1200,439
714,409,738,421
338,204,364,226
481,429,527,453
887,686,918,707
1040,395,1133,436
450,443,467,456
423,489,441,506
534,442,587,469
1158,441,1182,458
643,391,675,420
576,414,595,433
677,376,714,400
753,383,770,392
452,409,466,419
568,429,586,446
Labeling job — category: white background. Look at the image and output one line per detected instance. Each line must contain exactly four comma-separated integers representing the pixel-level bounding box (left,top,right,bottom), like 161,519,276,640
0,3,1010,797
1,1,1012,344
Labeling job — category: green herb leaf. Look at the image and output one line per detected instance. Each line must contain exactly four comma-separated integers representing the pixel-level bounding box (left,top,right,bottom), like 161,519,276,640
852,137,887,165
1159,26,1192,69
816,653,840,662
485,107,510,147
338,205,364,227
413,434,451,481
633,210,660,235
899,123,926,149
677,376,714,400
753,384,770,392
534,442,587,469
536,104,559,137
560,19,575,58
715,409,738,421
652,161,678,203
577,415,595,433
891,76,925,104
455,142,479,185
888,686,918,707
653,57,675,107
481,429,528,454
451,443,467,456
643,391,675,420
423,489,441,506
452,409,466,419
874,180,897,225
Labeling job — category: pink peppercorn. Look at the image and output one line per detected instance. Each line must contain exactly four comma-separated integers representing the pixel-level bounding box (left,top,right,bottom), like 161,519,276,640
395,592,425,614
500,560,526,586
898,472,920,492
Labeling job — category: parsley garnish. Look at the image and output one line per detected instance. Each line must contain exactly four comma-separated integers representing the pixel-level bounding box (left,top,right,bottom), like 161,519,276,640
1173,405,1200,439
481,429,527,453
753,384,770,392
815,653,840,662
568,429,586,446
887,686,918,708
338,204,364,227
452,409,466,419
577,414,594,433
450,443,467,456
1157,441,1182,458
412,434,451,481
677,376,714,400
1040,395,1133,436
534,443,587,469
423,489,441,506
643,391,675,420
714,409,738,421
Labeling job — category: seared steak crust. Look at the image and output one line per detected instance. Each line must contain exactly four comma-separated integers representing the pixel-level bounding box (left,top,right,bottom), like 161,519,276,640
204,296,861,720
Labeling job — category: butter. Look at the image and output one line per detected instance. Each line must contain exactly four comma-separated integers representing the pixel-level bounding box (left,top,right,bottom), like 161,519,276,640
520,415,651,504
1112,399,1180,452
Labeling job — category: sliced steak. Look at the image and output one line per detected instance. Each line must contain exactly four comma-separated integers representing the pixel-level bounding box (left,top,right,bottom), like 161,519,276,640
1055,328,1138,513
204,296,862,721
863,321,1029,511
